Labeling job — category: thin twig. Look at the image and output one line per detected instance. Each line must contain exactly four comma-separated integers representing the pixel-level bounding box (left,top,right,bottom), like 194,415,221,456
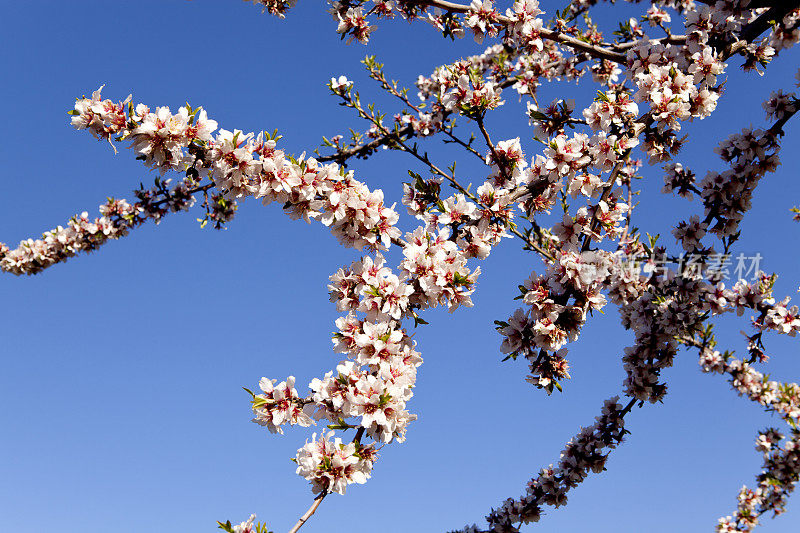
476,115,511,185
287,492,327,533
442,128,483,160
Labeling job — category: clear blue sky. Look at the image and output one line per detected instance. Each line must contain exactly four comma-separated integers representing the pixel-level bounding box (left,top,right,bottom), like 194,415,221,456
2,1,800,532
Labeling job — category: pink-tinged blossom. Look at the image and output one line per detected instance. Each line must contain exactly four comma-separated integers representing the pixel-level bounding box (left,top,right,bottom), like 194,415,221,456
332,4,375,44
295,431,375,494
330,75,352,92
506,0,544,49
465,0,500,43
762,90,797,121
246,0,296,18
251,376,313,434
645,6,670,26
70,86,130,143
233,515,255,533
672,215,708,251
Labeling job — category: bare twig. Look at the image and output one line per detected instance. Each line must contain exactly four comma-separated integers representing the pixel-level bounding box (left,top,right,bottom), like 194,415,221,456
287,492,327,533
476,115,511,184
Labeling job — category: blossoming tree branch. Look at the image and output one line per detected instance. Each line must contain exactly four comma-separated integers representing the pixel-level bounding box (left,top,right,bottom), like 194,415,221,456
4,0,800,531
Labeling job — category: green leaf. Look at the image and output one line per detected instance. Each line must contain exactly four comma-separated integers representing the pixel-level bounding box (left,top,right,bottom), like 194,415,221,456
217,520,234,532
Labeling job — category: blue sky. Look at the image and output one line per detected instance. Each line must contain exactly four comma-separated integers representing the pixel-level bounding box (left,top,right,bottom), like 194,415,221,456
2,1,800,532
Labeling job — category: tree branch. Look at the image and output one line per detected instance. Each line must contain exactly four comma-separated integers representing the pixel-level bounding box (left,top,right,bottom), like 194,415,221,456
416,0,627,63
287,492,327,533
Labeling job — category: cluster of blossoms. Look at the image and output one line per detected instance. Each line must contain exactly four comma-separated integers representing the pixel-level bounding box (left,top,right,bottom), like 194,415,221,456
415,46,504,110
760,297,800,337
455,396,629,532
439,40,578,103
329,253,413,319
522,129,633,226
248,310,418,493
677,3,797,70
699,349,800,531
645,6,671,27
415,37,584,123
717,435,800,533
619,273,711,402
253,215,500,493
664,94,795,250
582,91,639,133
250,377,313,434
246,0,297,18
323,332,419,443
217,513,268,533
662,162,696,199
762,90,798,121
504,0,545,50
249,250,426,493
397,105,447,138
700,125,782,237
1,200,136,275
69,87,401,252
398,226,482,311
0,178,201,275
626,39,724,161
498,250,617,392
769,8,800,53
479,255,800,530
295,431,377,494
700,352,800,426
464,0,501,43
621,232,791,407
411,31,593,152
332,16,594,165
401,148,523,265
441,71,505,115
330,2,375,44
696,271,800,348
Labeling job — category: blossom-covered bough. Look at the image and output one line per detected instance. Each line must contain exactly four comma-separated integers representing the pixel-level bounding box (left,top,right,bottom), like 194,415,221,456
4,0,800,531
